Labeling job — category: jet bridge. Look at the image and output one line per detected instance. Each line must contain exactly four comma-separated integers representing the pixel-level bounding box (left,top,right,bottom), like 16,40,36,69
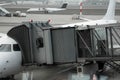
7,21,120,66
7,21,76,65
76,23,120,62
7,22,51,65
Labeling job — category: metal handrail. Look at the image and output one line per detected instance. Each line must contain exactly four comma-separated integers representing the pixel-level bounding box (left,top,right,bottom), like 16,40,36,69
76,31,94,56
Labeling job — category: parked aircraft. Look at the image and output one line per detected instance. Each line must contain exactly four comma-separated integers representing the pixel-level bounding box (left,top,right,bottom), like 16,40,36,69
58,0,117,27
27,3,68,13
0,3,12,16
0,0,118,80
0,3,27,17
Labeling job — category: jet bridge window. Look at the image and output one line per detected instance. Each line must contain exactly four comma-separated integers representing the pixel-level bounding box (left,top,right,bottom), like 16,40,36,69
36,37,44,48
13,44,20,51
0,44,11,52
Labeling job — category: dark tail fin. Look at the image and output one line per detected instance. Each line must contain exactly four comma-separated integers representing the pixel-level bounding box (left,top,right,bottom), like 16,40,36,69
61,3,68,8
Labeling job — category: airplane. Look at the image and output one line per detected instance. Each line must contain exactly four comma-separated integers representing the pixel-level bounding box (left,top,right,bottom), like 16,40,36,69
0,7,11,16
0,7,27,17
26,3,68,13
0,33,22,79
0,3,27,17
0,3,12,16
57,0,117,28
0,0,118,80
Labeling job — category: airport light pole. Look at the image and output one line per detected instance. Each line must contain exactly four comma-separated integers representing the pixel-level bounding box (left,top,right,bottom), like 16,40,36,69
79,0,83,19
80,2,83,16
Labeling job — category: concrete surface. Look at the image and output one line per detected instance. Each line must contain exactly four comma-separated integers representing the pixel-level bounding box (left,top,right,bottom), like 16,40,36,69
14,63,120,80
0,14,120,33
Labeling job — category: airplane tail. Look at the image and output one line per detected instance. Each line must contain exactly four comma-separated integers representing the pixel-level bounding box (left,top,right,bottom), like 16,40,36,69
102,0,116,20
61,3,68,8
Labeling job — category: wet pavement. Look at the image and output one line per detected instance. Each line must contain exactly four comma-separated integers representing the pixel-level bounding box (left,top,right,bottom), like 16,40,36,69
13,63,120,80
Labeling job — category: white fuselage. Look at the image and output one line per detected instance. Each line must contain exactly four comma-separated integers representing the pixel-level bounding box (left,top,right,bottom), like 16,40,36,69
27,7,65,13
0,33,22,78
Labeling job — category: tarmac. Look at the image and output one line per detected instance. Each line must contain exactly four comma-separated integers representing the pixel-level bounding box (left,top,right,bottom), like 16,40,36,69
0,14,120,33
13,63,120,80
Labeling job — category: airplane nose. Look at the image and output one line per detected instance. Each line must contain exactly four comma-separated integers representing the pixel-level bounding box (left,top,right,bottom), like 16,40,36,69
0,60,6,77
0,55,10,77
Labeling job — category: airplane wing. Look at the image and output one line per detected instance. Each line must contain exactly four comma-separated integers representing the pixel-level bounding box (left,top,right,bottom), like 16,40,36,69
0,3,11,6
79,17,93,21
72,14,93,21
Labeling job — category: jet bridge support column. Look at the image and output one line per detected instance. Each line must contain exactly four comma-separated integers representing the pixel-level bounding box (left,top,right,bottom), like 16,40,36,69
109,27,114,57
44,30,53,64
22,72,33,80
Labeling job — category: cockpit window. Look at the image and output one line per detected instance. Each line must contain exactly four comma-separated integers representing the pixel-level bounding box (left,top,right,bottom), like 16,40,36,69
0,44,11,52
13,44,20,51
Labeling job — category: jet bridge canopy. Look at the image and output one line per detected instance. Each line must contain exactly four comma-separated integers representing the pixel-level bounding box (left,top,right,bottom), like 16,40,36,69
7,21,52,65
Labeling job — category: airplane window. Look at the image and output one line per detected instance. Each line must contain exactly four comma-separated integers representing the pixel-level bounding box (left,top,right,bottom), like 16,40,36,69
0,44,11,52
13,44,20,51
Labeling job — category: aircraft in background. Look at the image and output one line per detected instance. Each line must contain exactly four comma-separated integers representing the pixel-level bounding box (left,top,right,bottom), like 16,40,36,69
0,0,118,80
0,7,27,17
27,3,68,13
59,0,117,27
0,3,12,16
0,7,11,16
0,3,27,17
